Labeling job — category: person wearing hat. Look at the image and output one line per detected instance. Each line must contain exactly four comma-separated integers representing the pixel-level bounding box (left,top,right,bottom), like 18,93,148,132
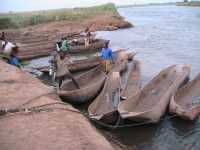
100,41,113,73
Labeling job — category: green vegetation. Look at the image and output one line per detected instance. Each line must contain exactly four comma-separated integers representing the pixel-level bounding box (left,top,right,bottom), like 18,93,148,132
0,3,118,30
177,1,200,6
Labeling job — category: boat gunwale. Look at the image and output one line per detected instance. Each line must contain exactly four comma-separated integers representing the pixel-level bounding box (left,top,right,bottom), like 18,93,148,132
58,66,106,93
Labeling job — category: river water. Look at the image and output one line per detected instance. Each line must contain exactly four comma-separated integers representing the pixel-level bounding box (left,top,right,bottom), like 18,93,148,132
97,5,200,150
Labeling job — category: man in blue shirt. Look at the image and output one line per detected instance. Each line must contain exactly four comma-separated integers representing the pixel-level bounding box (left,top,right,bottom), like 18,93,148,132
100,41,113,72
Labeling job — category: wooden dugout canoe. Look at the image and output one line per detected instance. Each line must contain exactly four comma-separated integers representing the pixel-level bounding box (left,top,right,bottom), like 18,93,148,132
118,65,191,123
121,60,141,99
57,66,106,104
35,50,135,73
88,51,129,124
57,50,129,105
18,39,108,60
88,71,121,124
57,39,109,54
169,73,200,120
37,56,101,73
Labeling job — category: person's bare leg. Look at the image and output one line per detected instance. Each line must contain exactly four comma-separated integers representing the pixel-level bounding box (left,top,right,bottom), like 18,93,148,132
58,76,64,88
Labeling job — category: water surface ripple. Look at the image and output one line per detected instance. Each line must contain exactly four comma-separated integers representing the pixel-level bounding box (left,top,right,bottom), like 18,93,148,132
97,5,200,150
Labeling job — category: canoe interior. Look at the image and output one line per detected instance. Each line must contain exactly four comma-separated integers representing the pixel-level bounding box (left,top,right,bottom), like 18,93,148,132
122,65,187,112
60,66,104,91
174,73,200,110
121,60,141,98
89,72,121,120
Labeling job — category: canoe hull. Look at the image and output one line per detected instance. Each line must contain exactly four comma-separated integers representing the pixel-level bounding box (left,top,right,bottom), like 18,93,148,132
170,96,200,120
88,51,130,124
18,39,108,60
118,65,191,123
169,74,200,120
58,77,105,104
91,110,119,125
58,67,106,104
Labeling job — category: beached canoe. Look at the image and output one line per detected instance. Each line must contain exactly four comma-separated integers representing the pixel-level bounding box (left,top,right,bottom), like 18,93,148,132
37,56,101,73
88,71,121,124
34,50,135,73
169,73,200,120
88,51,129,124
18,39,108,60
121,60,141,99
57,39,109,54
57,66,106,104
118,65,190,123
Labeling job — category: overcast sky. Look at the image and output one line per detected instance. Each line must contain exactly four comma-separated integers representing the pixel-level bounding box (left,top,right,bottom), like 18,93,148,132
0,0,195,12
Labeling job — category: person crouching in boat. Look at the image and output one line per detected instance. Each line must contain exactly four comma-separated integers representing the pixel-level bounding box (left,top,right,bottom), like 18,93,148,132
100,41,113,73
60,37,70,53
56,51,80,89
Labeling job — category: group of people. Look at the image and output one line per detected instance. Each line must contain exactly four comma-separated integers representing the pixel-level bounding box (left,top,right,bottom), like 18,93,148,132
57,27,94,54
0,29,114,90
55,37,113,89
0,32,21,67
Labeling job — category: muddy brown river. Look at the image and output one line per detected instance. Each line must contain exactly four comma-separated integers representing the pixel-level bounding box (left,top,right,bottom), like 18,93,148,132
97,5,200,150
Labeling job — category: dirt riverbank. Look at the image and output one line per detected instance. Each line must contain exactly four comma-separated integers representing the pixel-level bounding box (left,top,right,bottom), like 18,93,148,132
0,60,123,150
1,4,132,60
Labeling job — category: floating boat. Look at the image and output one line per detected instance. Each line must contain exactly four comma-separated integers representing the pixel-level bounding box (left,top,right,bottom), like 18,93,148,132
88,51,129,124
118,65,190,123
121,60,141,99
57,66,106,104
169,73,200,120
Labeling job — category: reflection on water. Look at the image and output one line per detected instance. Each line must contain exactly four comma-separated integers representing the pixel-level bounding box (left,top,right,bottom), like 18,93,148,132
97,5,200,150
